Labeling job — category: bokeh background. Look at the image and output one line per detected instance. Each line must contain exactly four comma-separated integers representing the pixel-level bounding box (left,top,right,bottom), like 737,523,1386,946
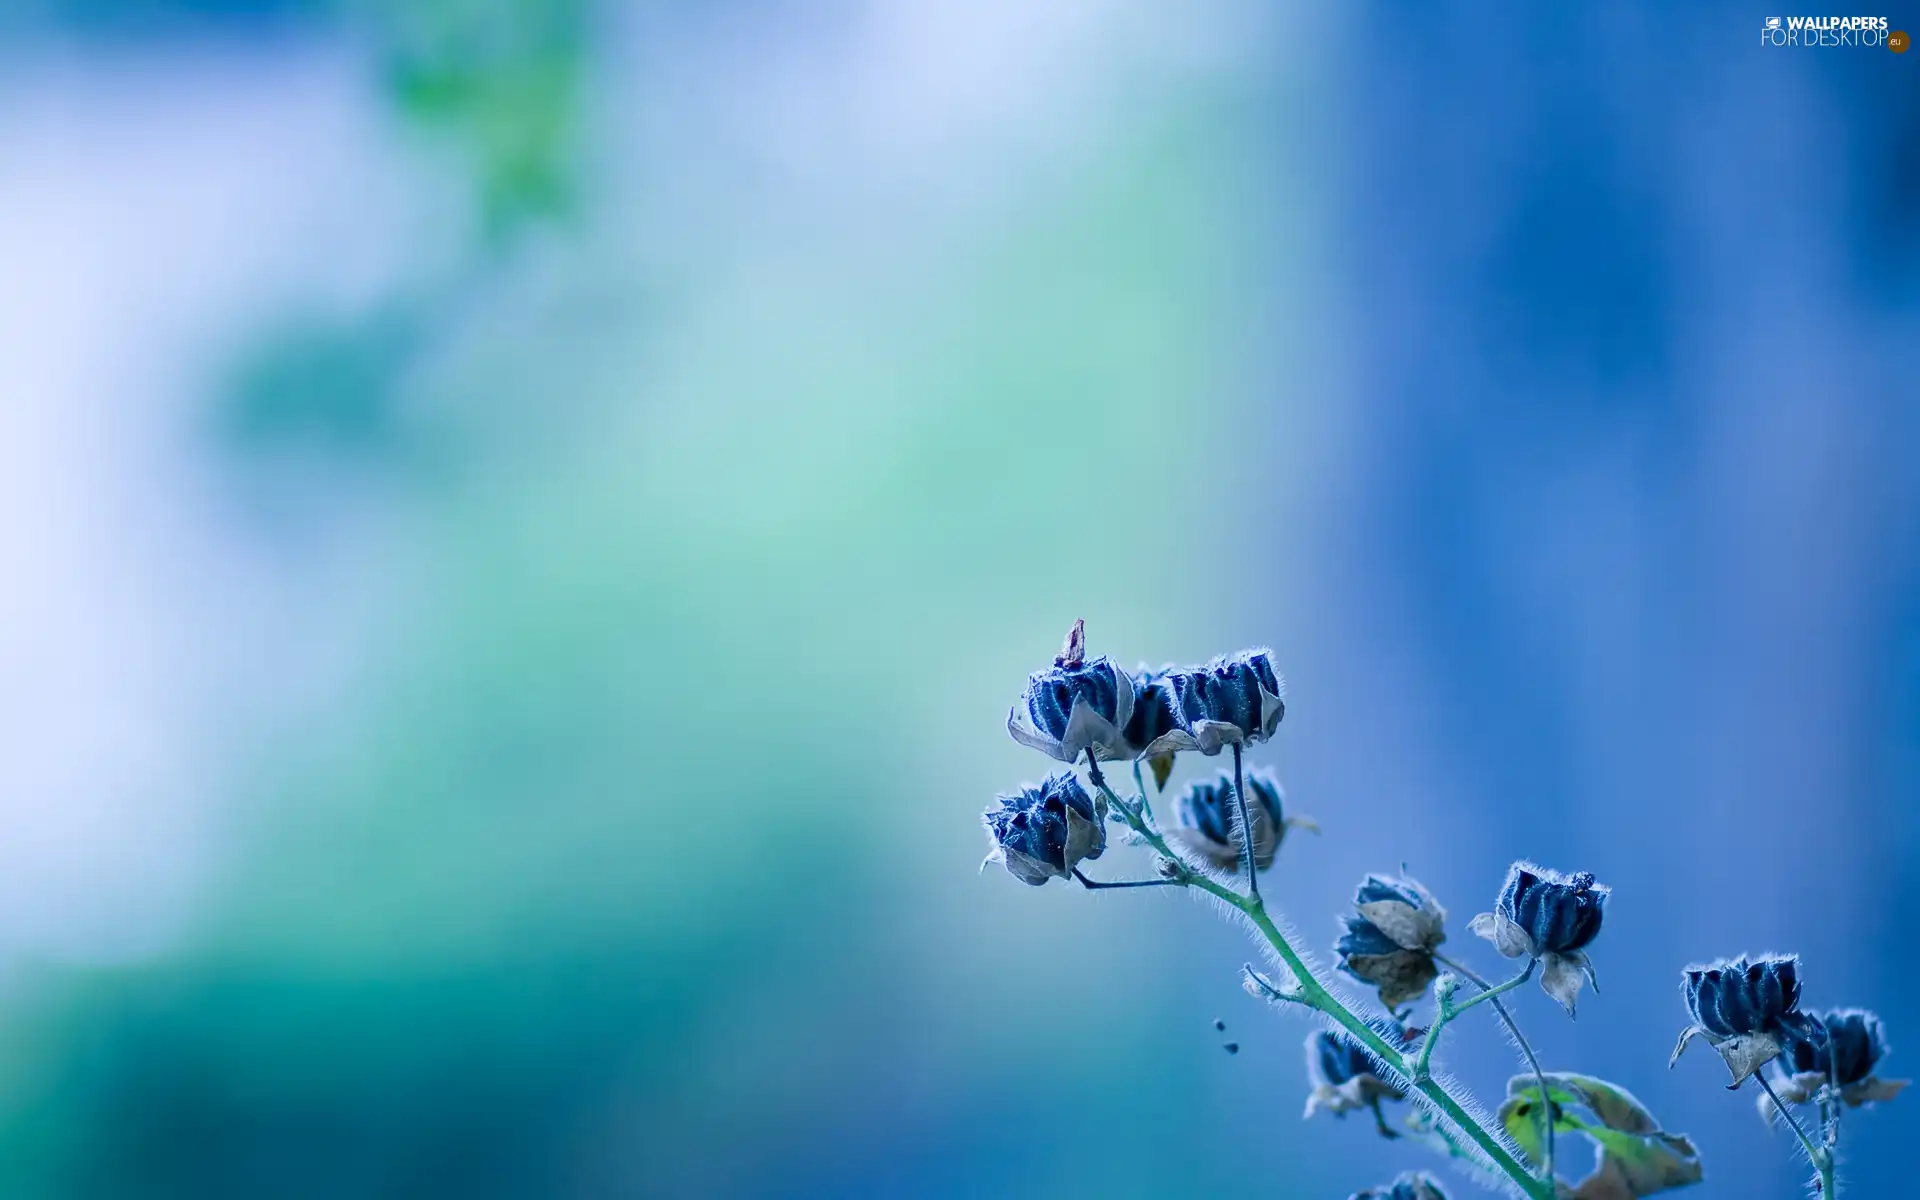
1,2,1916,1196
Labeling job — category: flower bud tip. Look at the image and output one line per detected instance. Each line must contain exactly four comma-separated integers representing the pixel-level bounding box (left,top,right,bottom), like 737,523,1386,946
1055,619,1086,668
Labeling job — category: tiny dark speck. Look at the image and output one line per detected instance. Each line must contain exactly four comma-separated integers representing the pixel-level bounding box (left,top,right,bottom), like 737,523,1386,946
1222,1042,1240,1055
1213,1018,1226,1032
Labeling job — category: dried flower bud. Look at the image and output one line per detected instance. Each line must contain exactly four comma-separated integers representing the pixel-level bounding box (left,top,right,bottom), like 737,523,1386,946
1166,769,1316,872
1468,861,1609,1015
1007,648,1136,763
1055,618,1086,668
1124,649,1284,758
980,773,1106,886
1304,1022,1410,1123
1764,1008,1909,1113
1781,1008,1869,1083
1670,954,1816,1085
1121,664,1183,763
1169,649,1286,753
1348,1172,1449,1200
1336,872,1448,1010
1242,964,1300,1004
1683,954,1802,1037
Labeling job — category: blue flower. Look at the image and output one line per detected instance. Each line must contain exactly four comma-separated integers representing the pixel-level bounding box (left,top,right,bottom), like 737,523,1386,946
1349,1173,1449,1200
981,773,1107,886
1167,769,1317,872
1767,1008,1910,1112
1683,955,1803,1038
1012,639,1287,763
1336,873,1448,1009
1006,626,1137,763
1469,861,1609,1015
1151,649,1286,756
1670,954,1817,1085
1304,1021,1411,1126
1119,663,1183,762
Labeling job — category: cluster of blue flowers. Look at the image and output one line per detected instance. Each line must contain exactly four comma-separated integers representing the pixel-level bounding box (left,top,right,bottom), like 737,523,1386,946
1003,622,1285,767
1673,954,1907,1106
1666,952,1907,1194
1330,861,1607,1016
984,621,1298,891
980,623,1901,1200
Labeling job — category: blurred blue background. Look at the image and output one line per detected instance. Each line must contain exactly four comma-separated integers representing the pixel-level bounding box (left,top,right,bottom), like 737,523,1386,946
0,2,1915,1197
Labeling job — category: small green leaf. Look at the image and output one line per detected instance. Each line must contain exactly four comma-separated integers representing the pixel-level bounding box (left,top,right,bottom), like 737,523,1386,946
1565,1127,1703,1199
1505,1072,1659,1134
1502,1073,1704,1197
1496,1088,1582,1162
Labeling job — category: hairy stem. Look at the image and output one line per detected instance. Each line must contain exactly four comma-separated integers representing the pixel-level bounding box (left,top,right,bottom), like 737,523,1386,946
1753,1070,1833,1195
1230,742,1258,900
1231,888,1550,1198
1415,962,1534,1080
1130,759,1155,825
1073,868,1179,890
1438,952,1555,1184
1082,761,1555,1200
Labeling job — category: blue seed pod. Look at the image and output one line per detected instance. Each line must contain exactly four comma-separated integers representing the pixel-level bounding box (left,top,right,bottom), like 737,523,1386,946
1007,653,1135,764
1119,664,1183,757
1781,1009,1883,1086
1498,863,1608,955
1767,1007,1910,1111
1470,861,1609,1015
1336,872,1447,1009
981,772,1106,886
1310,1027,1386,1090
1304,1021,1411,1122
1168,769,1310,871
1683,955,1803,1039
1349,1173,1450,1200
1335,917,1403,961
1155,649,1285,756
1671,953,1815,1085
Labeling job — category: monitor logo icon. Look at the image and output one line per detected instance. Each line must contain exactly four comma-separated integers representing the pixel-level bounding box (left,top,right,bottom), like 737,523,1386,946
1765,16,1782,30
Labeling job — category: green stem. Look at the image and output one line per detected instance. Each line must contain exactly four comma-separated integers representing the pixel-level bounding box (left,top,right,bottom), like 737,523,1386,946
1753,1071,1833,1195
1082,766,1555,1200
1438,952,1555,1184
1233,891,1551,1199
1230,742,1258,900
1411,961,1535,1090
1130,759,1155,825
1441,962,1534,1023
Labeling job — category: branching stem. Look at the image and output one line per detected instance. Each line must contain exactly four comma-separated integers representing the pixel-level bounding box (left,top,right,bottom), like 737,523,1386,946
1080,758,1556,1200
1437,952,1556,1183
1415,961,1534,1081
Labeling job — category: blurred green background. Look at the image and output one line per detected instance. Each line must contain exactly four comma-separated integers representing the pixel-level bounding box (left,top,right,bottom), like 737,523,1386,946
0,2,1915,1197
0,2,1327,1194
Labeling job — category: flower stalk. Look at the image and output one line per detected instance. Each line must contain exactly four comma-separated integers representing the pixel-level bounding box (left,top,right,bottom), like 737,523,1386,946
1752,1070,1833,1195
986,625,1891,1199
1413,962,1534,1082
1230,742,1258,900
1084,761,1556,1200
1437,953,1555,1182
